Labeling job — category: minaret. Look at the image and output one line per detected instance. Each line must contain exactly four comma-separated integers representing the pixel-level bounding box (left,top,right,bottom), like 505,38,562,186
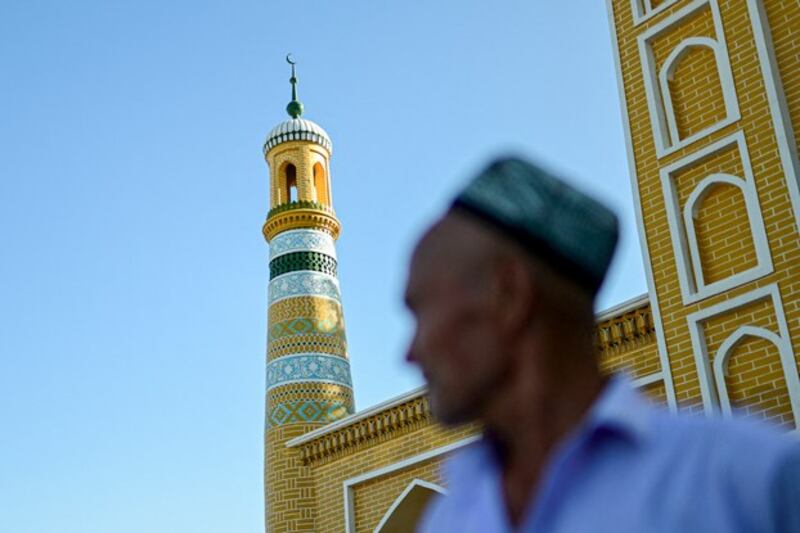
262,55,355,532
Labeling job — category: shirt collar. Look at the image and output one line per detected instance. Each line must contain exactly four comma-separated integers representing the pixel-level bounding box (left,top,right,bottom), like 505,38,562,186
583,374,653,445
453,374,655,482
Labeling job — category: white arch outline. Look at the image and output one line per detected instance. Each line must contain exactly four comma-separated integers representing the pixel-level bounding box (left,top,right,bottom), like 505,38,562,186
687,285,800,430
712,325,800,427
658,36,738,147
682,172,770,292
660,132,774,304
373,479,446,533
630,0,680,25
637,0,740,157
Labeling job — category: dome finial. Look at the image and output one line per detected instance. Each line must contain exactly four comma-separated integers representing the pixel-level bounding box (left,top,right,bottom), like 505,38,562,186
285,53,304,119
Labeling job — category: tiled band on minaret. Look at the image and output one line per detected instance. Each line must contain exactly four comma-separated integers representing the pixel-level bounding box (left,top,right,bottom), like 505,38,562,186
263,56,355,532
267,229,353,425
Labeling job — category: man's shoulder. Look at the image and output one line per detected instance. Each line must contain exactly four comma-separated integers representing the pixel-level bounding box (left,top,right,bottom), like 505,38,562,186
652,407,795,449
648,406,799,481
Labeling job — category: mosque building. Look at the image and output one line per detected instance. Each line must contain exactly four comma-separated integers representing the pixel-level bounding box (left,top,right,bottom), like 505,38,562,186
261,1,800,530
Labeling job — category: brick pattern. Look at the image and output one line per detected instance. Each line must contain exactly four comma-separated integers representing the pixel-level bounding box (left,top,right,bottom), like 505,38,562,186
267,141,330,208
763,1,800,156
596,302,662,379
610,0,800,417
264,423,322,532
353,460,443,533
312,423,476,532
647,3,728,149
698,295,793,427
670,141,758,285
694,182,757,283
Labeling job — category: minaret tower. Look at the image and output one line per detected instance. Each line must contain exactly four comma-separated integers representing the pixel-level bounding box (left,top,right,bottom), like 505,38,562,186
262,55,355,532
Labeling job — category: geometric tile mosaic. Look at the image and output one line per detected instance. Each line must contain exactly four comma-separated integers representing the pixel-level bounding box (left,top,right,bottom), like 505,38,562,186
265,399,354,428
268,296,344,327
269,228,337,261
269,317,345,340
268,334,348,361
269,251,338,280
267,381,353,404
266,353,353,390
268,271,341,304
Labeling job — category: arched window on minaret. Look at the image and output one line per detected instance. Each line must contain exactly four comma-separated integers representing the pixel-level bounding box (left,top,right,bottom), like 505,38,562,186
284,163,297,203
313,162,329,205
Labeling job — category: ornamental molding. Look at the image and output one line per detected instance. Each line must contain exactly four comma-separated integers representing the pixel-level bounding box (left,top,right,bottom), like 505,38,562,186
269,228,337,261
595,299,655,354
263,209,341,242
287,390,442,465
266,353,353,391
268,271,341,305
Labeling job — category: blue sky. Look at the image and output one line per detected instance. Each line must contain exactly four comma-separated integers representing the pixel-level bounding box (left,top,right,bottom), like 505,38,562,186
0,1,645,531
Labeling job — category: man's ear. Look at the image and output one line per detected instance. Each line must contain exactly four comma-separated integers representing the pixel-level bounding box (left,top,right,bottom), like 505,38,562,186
489,257,537,336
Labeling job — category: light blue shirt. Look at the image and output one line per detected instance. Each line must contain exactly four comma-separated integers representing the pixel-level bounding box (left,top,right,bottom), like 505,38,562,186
419,377,800,532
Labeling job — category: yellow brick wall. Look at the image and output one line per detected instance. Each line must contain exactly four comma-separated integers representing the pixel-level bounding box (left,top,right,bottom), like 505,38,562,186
265,423,321,532
669,141,757,284
694,183,757,284
597,305,662,378
647,5,726,141
309,422,475,532
267,141,331,207
353,459,443,533
609,0,800,417
699,295,793,428
763,1,800,147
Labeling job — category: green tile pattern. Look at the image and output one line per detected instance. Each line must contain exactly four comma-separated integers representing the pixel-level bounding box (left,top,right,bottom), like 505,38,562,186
270,250,337,279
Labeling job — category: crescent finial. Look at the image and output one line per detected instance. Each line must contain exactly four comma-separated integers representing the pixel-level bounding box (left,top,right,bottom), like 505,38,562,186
285,54,303,118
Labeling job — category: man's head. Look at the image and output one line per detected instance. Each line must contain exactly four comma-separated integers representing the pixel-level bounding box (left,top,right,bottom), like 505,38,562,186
404,157,619,425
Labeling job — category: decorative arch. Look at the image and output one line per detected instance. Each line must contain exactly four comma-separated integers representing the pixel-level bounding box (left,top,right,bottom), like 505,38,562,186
682,172,770,294
713,325,800,427
313,162,330,205
373,479,446,533
280,162,297,204
658,36,738,147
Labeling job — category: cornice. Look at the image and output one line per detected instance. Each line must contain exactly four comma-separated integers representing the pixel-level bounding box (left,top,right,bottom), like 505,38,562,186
595,298,655,353
287,391,438,466
263,208,341,242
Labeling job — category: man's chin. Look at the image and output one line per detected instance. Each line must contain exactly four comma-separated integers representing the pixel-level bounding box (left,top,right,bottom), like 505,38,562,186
429,392,476,426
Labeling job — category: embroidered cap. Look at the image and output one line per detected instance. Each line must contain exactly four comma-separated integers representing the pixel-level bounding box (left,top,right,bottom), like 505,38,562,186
452,157,619,294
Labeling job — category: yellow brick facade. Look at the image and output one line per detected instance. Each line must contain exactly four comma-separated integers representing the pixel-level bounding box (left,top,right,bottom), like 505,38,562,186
261,5,800,529
607,0,800,421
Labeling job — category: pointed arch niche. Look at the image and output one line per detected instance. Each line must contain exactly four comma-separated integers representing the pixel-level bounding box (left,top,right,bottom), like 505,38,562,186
313,161,330,206
272,159,299,206
659,37,735,144
637,0,739,157
373,479,446,533
661,132,772,304
687,285,800,429
713,326,796,427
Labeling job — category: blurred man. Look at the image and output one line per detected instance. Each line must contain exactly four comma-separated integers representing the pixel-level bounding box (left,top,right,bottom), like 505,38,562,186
405,157,800,532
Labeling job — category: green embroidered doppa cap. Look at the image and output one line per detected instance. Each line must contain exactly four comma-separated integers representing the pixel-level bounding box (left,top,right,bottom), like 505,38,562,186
452,157,619,294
